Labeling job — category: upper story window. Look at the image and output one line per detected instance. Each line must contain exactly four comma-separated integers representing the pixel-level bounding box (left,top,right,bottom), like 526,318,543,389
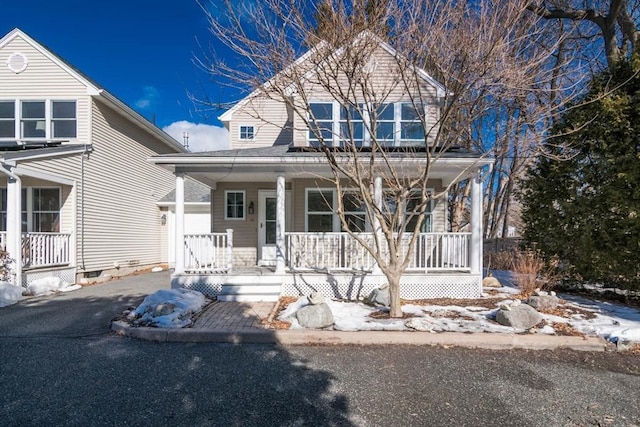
239,125,255,140
307,101,426,147
0,100,76,140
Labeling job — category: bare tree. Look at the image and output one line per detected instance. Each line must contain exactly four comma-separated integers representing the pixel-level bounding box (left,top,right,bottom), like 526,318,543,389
199,0,581,317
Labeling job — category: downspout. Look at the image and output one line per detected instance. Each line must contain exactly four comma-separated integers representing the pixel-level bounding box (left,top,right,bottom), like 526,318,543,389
80,145,87,271
0,162,22,286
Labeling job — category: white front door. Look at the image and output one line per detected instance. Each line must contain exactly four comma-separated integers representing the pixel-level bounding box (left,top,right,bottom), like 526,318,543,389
258,190,291,266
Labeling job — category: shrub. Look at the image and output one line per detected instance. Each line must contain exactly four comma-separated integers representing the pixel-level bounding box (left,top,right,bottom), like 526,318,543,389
513,250,559,298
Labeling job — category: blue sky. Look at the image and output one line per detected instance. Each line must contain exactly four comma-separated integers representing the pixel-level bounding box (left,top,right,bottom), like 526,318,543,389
1,0,235,151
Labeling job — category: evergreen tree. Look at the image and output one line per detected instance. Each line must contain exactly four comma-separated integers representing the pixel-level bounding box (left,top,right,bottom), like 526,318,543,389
520,58,640,290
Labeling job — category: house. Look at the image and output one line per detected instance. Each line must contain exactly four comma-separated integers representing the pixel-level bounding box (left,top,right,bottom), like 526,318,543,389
0,28,187,286
151,33,493,301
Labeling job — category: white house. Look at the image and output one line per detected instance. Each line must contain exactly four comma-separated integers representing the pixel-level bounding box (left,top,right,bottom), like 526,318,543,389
0,28,187,286
152,33,493,301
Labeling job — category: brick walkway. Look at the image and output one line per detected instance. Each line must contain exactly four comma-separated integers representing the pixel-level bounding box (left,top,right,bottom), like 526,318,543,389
192,301,276,331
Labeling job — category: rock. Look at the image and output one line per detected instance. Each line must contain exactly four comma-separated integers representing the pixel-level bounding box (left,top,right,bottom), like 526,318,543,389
151,266,163,273
495,304,543,329
153,303,176,316
527,295,560,311
296,303,334,328
365,285,390,307
405,318,436,332
482,276,501,288
307,291,325,305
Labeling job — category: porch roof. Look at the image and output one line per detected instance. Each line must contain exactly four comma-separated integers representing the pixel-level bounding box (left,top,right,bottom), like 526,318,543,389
151,145,493,186
0,144,92,164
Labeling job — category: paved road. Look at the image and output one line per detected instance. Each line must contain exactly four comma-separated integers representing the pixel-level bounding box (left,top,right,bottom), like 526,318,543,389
1,273,639,426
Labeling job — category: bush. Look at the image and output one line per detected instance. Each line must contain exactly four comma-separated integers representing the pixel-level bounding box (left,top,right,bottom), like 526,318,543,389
512,250,559,298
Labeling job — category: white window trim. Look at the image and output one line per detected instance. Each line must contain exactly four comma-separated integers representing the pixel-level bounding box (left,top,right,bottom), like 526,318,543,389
305,188,337,232
0,186,62,232
0,99,77,140
306,101,428,148
238,124,255,141
224,190,246,221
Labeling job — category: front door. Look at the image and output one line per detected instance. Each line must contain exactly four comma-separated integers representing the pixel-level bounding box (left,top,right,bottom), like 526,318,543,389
258,190,292,266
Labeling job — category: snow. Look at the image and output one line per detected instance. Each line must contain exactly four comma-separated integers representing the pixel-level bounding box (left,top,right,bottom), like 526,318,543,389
127,288,209,328
0,281,25,307
24,277,81,296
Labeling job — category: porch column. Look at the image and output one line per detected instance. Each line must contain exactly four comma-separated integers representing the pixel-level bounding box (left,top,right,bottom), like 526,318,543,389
372,176,383,275
470,171,483,276
6,173,22,286
275,176,286,274
174,172,185,274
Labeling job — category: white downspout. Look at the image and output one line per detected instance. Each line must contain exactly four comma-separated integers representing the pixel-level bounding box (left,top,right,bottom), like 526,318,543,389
0,162,22,286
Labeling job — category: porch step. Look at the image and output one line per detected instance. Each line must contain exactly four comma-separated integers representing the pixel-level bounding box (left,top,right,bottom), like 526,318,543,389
217,275,283,302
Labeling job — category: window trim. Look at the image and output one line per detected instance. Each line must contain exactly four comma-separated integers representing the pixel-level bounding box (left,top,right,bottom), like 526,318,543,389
224,190,246,221
305,188,337,232
0,99,77,140
0,186,62,232
238,125,255,141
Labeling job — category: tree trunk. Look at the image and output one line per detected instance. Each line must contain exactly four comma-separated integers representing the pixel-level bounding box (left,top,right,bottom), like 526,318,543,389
388,273,402,318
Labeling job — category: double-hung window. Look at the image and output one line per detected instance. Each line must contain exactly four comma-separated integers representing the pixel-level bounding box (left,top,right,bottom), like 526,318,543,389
308,103,334,146
374,103,396,146
51,101,77,138
399,103,425,145
342,192,366,232
339,105,364,147
225,191,245,220
21,101,46,138
0,101,15,138
306,190,334,232
0,187,61,232
0,100,76,140
383,190,433,233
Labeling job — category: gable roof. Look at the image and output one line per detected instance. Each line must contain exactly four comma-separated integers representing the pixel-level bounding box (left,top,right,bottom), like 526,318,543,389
158,180,211,204
0,28,187,154
218,31,447,123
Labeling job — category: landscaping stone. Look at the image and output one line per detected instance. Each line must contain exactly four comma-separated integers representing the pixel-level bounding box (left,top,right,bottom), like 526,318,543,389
527,295,560,311
307,291,325,305
495,304,543,329
296,303,334,329
365,285,390,307
482,276,502,288
405,318,436,332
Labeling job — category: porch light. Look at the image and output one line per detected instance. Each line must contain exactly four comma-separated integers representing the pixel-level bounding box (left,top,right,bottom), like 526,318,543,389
248,201,254,215
161,214,167,226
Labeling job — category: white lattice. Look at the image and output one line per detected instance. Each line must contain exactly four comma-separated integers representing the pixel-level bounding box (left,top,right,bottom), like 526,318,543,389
22,267,76,287
172,274,223,297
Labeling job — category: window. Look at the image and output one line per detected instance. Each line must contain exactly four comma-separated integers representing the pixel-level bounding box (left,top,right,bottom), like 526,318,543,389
0,101,15,138
0,100,76,140
308,103,334,145
0,187,61,232
225,191,245,220
239,125,254,140
306,101,427,147
21,101,46,138
306,190,334,232
51,101,77,138
383,190,433,233
342,192,366,232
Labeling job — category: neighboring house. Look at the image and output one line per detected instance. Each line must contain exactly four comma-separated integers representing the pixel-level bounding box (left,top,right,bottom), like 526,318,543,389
152,34,492,301
157,180,212,269
0,28,187,286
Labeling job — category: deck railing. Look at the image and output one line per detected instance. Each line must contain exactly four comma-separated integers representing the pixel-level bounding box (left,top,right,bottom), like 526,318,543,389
183,230,233,273
285,232,471,272
22,233,72,269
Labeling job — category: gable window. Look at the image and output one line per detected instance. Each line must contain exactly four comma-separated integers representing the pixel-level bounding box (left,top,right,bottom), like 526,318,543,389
399,103,424,145
51,101,77,138
308,103,334,146
0,101,15,138
339,105,364,147
21,101,46,138
374,103,395,146
225,191,245,220
239,125,254,140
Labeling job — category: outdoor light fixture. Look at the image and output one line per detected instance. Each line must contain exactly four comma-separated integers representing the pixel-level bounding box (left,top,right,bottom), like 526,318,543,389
161,214,167,226
248,201,254,215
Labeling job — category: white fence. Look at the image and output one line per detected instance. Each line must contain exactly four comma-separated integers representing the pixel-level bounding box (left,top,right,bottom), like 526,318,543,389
183,231,233,273
22,233,71,268
285,232,471,272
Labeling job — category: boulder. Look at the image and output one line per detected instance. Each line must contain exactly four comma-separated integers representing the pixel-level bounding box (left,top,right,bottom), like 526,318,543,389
405,318,436,332
482,276,502,288
365,285,390,307
527,295,560,311
296,303,334,329
495,304,543,329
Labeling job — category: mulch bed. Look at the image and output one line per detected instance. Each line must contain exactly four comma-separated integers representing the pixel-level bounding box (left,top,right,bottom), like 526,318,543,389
404,297,505,310
539,304,598,320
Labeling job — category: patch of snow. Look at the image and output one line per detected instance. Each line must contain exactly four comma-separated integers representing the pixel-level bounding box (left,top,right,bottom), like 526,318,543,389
24,277,79,296
0,281,25,307
129,288,208,328
278,296,309,319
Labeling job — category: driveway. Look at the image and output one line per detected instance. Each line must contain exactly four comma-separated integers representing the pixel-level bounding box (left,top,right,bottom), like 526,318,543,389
0,271,170,338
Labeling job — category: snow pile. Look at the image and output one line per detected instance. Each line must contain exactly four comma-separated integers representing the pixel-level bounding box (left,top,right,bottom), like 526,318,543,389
24,277,82,296
0,281,25,307
128,288,208,328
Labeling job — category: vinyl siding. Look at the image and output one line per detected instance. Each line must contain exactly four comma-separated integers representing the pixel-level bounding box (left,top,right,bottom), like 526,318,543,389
0,35,91,144
228,97,291,149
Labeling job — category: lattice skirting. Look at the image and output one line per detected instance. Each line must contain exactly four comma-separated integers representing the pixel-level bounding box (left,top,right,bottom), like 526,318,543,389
172,274,223,297
22,267,76,288
284,273,482,300
174,272,482,300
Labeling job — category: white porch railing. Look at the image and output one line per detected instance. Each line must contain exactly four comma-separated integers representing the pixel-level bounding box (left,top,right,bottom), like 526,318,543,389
22,233,72,269
0,232,6,251
285,232,471,272
183,231,233,273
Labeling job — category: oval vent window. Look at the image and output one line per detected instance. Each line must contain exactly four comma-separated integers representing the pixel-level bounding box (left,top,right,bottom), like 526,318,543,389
7,52,28,73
